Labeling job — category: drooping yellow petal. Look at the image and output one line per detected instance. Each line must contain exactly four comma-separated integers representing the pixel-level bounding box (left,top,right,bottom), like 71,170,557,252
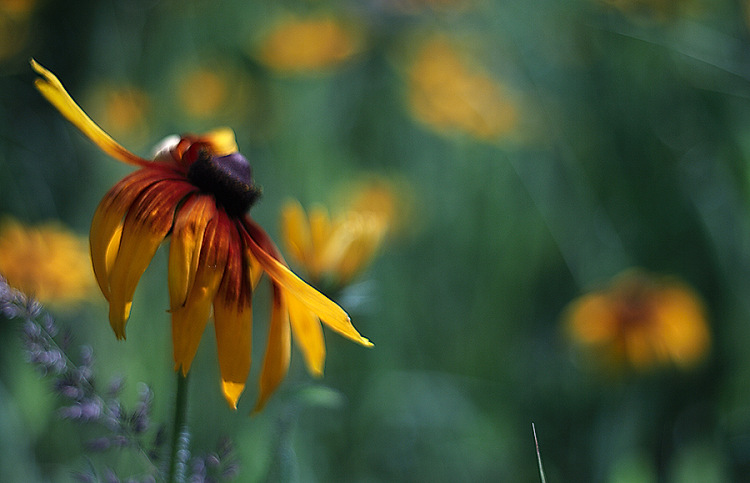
287,294,325,377
172,212,231,374
243,221,372,347
90,201,125,301
90,168,167,301
254,285,291,413
168,194,216,310
108,180,193,338
213,224,253,409
31,59,149,167
246,249,264,290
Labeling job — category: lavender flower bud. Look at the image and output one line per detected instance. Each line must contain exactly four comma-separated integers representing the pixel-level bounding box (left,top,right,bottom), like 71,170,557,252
79,400,103,420
59,404,83,420
205,454,220,468
103,467,120,483
85,437,112,452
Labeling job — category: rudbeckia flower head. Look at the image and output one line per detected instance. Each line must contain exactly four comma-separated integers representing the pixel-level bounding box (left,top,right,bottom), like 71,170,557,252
32,60,372,411
565,269,710,372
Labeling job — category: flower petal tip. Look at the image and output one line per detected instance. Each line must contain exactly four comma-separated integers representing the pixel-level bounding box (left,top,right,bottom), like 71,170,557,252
221,380,245,410
30,59,150,167
251,399,268,416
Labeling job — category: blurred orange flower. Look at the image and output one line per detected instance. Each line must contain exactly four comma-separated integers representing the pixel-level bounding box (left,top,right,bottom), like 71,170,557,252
257,16,361,73
407,37,518,141
281,179,401,287
175,62,254,121
87,84,151,144
565,270,710,371
0,218,95,306
0,0,37,61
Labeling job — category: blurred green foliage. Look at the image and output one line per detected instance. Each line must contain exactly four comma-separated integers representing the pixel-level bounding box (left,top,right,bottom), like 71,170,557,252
3,0,750,481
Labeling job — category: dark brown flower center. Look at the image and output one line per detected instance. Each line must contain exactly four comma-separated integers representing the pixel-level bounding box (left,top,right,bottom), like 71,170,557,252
187,149,262,216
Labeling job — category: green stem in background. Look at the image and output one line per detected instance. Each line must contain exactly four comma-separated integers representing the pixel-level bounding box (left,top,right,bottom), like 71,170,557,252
532,423,547,483
166,372,191,483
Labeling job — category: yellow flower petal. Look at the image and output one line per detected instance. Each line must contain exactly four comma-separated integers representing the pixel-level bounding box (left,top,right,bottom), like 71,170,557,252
254,285,291,413
281,200,312,269
244,220,372,347
168,195,216,310
172,213,231,374
201,127,238,156
108,180,192,339
288,293,326,377
31,59,149,167
90,200,124,301
222,382,246,409
213,225,253,409
308,206,331,276
90,169,163,301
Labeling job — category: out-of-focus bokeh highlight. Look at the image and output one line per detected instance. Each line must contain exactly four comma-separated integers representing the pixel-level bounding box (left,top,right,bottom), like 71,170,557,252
0,218,94,306
3,0,750,481
566,269,710,371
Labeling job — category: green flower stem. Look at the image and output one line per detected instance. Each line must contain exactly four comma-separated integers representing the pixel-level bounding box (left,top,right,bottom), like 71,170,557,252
167,371,191,483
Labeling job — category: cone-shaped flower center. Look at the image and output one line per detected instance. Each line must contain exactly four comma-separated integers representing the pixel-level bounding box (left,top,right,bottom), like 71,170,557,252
187,148,262,216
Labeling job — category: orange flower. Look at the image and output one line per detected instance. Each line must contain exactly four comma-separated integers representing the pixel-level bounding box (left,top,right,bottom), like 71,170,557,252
407,37,518,140
86,84,151,145
32,60,372,411
565,270,710,371
0,218,94,306
257,16,360,73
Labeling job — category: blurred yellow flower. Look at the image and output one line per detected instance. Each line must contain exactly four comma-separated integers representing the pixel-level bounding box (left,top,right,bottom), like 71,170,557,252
281,180,400,287
0,218,95,306
1,0,37,17
175,62,254,120
407,37,518,141
565,270,710,371
257,16,361,73
87,84,150,143
0,0,37,62
179,68,228,118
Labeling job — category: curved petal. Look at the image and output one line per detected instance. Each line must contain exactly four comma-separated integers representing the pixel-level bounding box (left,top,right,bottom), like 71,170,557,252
214,223,253,409
168,195,217,310
31,59,150,168
308,206,332,276
243,219,372,347
172,210,231,375
90,168,175,301
281,200,312,269
331,214,387,284
108,179,193,338
254,284,291,413
287,294,325,377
